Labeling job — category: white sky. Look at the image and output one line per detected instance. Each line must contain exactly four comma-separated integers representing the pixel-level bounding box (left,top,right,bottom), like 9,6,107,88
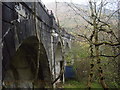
42,0,89,5
42,0,118,10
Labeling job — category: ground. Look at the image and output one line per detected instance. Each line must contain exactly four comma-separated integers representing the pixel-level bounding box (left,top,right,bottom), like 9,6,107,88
56,80,104,89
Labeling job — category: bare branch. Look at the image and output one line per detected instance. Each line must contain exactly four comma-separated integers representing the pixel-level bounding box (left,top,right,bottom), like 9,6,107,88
98,28,119,42
66,2,93,26
100,53,120,58
93,41,120,46
77,34,92,44
106,9,120,22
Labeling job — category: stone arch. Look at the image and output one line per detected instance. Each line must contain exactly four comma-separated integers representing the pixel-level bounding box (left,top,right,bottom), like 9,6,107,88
3,36,52,88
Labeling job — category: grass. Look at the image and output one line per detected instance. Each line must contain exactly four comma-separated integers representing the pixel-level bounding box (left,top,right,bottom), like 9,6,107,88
64,80,86,88
63,80,103,89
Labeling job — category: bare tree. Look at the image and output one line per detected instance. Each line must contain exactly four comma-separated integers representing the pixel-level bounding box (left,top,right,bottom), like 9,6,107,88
65,0,120,89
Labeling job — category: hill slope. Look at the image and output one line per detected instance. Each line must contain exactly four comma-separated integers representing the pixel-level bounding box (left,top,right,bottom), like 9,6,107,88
46,2,116,35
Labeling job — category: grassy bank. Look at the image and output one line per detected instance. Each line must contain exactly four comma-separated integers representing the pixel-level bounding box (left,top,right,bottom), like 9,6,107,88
63,80,103,89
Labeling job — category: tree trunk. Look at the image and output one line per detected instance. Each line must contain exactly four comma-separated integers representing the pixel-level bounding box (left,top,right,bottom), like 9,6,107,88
94,20,108,89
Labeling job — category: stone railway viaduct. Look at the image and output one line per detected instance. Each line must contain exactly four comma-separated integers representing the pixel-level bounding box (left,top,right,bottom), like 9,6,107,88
0,1,73,88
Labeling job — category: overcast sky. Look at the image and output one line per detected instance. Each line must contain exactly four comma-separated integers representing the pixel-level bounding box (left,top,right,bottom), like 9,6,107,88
42,0,89,5
42,0,118,10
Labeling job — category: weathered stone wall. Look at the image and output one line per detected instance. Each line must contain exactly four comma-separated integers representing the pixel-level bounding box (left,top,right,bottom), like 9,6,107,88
1,1,72,88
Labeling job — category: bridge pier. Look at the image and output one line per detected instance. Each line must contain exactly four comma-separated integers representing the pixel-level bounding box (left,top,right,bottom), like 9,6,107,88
1,1,73,89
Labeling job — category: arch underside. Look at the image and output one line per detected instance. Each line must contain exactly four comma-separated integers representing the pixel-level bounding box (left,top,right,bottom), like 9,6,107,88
3,36,52,88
